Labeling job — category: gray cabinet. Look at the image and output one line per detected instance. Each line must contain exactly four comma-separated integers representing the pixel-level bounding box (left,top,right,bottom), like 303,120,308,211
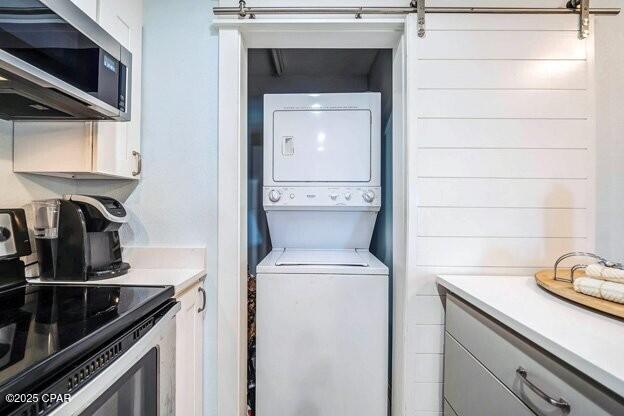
443,400,458,416
444,294,624,416
445,333,535,416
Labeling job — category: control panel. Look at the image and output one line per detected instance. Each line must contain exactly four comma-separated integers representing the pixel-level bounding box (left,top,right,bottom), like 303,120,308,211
66,195,128,222
263,187,382,208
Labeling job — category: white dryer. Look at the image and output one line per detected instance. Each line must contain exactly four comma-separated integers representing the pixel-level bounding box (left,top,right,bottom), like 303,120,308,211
262,92,383,250
257,93,389,416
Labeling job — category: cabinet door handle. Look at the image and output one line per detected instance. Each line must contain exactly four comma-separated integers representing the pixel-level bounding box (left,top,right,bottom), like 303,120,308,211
197,286,206,313
516,367,570,412
132,150,142,176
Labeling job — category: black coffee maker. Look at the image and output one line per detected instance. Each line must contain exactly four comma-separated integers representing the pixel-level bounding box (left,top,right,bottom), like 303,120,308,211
37,195,130,281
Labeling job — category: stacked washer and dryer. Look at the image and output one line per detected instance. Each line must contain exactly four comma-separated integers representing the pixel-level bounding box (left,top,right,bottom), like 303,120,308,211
256,93,389,415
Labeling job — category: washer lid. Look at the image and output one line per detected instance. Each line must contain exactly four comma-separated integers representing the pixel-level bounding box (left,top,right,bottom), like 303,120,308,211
257,249,389,276
276,249,369,267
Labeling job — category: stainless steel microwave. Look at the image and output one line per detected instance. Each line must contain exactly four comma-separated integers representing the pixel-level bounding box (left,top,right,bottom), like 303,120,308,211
0,0,131,121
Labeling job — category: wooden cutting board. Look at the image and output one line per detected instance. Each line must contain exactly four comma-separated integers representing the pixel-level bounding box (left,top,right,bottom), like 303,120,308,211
535,269,624,319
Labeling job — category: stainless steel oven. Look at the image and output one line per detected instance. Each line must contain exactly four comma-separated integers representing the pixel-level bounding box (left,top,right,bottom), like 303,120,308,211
49,302,178,416
46,301,178,416
0,285,178,416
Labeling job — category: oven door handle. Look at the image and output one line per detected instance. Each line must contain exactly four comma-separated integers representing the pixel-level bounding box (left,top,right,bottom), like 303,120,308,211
48,301,180,416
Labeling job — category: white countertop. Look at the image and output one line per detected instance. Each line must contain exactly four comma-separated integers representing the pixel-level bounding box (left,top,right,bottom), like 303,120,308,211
437,275,624,398
28,268,206,297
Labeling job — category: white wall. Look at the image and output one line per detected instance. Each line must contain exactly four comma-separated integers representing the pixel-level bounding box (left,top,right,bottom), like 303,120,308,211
131,3,218,416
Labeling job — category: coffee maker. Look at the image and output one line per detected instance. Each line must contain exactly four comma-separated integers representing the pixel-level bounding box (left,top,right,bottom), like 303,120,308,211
36,195,130,281
0,209,32,289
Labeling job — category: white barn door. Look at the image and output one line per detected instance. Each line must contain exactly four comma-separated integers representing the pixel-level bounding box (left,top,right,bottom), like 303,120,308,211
405,13,595,415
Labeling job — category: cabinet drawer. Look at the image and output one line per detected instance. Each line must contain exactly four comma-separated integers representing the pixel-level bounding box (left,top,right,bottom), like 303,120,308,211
446,294,624,416
444,333,535,416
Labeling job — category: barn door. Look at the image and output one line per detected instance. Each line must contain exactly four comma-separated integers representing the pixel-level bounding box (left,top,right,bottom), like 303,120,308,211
404,11,594,415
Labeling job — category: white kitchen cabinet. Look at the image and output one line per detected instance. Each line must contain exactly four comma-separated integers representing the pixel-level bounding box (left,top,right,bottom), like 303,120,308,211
13,0,143,179
176,280,206,416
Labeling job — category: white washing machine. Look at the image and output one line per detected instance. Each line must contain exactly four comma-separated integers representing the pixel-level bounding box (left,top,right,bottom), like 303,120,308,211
257,93,389,416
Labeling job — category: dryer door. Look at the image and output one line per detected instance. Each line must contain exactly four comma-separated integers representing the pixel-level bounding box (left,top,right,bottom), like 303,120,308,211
272,109,371,183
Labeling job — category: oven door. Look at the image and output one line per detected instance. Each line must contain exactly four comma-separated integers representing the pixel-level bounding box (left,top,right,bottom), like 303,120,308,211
47,302,178,416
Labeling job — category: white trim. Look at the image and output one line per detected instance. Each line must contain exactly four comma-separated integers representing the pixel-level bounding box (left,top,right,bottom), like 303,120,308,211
217,29,248,416
217,18,403,49
586,15,597,252
213,17,405,28
391,29,408,416
216,18,408,416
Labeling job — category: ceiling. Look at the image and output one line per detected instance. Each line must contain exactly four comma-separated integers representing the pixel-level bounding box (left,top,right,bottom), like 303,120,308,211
248,49,383,77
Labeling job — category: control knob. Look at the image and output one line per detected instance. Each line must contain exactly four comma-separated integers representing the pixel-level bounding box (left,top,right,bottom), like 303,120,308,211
268,190,281,203
363,190,375,203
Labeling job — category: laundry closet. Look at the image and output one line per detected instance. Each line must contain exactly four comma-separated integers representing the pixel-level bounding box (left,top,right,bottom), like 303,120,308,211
246,49,393,415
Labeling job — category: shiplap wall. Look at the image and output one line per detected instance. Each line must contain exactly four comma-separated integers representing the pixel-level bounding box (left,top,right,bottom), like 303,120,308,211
406,14,594,415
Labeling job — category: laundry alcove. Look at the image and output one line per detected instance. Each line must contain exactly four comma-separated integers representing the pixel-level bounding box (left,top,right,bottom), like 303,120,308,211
246,48,394,413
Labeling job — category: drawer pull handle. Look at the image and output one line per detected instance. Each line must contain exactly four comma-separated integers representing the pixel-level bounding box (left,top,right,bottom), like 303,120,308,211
197,286,206,313
516,367,571,412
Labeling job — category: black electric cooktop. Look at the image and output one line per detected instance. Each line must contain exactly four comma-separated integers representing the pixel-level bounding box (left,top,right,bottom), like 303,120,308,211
0,283,173,402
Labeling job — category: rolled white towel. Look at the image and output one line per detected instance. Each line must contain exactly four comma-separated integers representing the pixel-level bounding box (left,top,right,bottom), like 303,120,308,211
573,277,603,299
601,267,624,284
585,263,605,278
600,281,624,304
573,277,624,305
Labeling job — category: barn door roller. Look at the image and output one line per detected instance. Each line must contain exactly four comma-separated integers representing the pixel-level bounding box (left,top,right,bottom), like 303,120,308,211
214,1,619,40
412,0,593,39
568,0,591,39
412,0,426,38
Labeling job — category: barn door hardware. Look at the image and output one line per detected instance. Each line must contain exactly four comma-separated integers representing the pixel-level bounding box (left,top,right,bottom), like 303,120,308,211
216,0,619,40
568,0,591,39
411,0,426,38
